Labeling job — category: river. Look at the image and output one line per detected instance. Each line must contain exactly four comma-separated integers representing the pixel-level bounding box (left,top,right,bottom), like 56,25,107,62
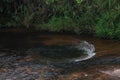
0,31,120,80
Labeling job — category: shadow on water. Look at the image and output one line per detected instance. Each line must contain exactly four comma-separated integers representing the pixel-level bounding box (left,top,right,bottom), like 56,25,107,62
0,32,46,50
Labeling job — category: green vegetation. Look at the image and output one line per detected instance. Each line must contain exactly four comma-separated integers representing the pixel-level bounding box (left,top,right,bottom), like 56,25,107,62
0,0,120,39
95,0,120,39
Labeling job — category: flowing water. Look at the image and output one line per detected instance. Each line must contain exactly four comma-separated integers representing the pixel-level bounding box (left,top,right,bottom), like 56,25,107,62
0,32,120,80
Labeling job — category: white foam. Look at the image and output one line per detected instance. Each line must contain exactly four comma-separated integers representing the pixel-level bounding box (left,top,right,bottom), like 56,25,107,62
71,41,96,62
74,52,96,62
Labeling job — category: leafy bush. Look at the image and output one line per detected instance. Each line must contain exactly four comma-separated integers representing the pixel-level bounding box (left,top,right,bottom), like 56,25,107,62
0,0,120,39
95,9,120,39
40,16,78,32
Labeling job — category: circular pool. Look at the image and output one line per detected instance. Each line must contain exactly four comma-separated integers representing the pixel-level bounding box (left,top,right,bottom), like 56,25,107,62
25,41,96,63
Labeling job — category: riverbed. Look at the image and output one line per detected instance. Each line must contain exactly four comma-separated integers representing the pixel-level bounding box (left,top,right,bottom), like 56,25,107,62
0,31,120,80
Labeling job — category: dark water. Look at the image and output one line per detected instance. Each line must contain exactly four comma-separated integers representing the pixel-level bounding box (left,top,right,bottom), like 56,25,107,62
0,32,120,63
0,32,120,57
0,32,120,80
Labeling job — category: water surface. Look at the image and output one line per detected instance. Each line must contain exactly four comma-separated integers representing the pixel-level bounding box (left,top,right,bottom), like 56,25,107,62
0,32,120,79
0,33,120,57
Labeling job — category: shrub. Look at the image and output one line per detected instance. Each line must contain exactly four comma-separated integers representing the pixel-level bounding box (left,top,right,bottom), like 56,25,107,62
0,0,120,39
95,9,120,39
40,16,78,32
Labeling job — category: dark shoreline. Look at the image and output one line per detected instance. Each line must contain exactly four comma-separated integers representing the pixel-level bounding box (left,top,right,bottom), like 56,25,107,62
0,28,94,36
